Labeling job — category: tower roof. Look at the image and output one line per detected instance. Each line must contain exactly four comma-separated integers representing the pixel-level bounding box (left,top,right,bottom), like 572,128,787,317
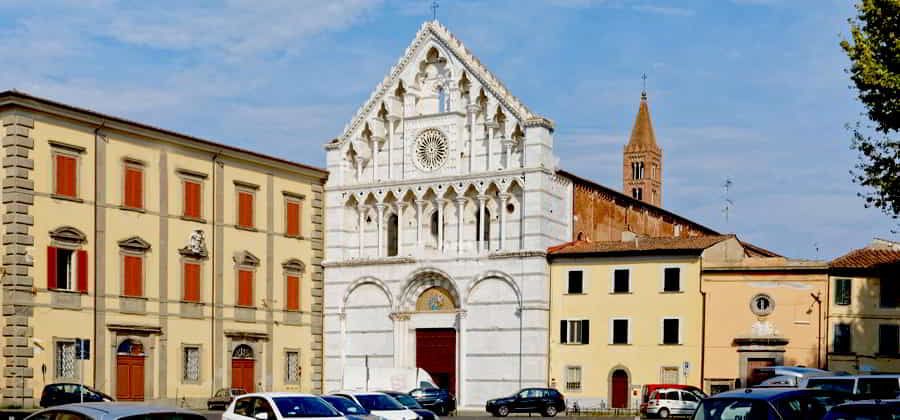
625,92,660,152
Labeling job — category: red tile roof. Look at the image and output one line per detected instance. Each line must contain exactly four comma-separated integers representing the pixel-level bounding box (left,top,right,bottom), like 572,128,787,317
830,248,900,269
547,235,734,256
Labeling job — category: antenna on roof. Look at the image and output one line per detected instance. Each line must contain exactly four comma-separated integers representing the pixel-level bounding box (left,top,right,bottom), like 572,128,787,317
431,0,439,21
722,177,734,223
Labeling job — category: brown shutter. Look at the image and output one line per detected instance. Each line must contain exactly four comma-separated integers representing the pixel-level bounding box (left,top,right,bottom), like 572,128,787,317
123,256,143,297
47,246,58,289
77,249,88,293
56,155,77,197
184,181,201,218
286,201,300,236
124,167,143,208
286,275,300,311
238,192,253,228
183,262,201,302
237,270,253,307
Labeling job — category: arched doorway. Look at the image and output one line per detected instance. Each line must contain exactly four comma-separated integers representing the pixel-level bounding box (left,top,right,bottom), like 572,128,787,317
116,339,145,401
231,344,256,392
414,286,458,393
610,369,629,408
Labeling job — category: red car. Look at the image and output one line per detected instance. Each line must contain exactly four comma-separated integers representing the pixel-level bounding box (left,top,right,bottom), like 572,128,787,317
639,384,705,415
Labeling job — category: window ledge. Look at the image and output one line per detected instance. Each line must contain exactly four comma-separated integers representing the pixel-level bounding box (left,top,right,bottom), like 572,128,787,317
562,342,587,346
660,343,683,346
180,216,208,224
661,291,684,294
564,292,586,296
610,291,633,295
119,205,146,213
51,194,83,203
609,343,631,346
49,288,84,295
284,234,306,240
235,225,258,232
120,295,148,300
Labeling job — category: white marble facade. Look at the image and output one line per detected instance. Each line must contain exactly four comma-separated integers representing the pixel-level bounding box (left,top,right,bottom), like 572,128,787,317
323,21,571,408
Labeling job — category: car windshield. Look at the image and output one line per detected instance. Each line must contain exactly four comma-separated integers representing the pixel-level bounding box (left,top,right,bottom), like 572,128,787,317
120,414,207,420
323,396,369,415
356,394,406,411
392,394,422,409
694,398,772,420
273,397,343,418
806,378,855,394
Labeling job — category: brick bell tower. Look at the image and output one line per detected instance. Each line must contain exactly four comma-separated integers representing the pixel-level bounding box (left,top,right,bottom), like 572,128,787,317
623,82,662,207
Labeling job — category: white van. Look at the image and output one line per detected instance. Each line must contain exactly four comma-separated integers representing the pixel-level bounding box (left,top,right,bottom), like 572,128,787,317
801,375,900,399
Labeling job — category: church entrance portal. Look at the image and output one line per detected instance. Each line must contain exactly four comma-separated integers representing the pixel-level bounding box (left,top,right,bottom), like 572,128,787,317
416,328,456,392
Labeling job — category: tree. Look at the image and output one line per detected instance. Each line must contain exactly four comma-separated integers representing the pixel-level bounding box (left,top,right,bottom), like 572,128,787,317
841,0,900,217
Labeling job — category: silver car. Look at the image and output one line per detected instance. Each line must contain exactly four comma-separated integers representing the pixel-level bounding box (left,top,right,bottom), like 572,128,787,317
645,388,702,418
26,402,205,419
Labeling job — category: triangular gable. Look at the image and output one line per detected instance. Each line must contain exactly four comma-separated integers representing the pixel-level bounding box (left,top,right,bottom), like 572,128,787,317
327,20,550,150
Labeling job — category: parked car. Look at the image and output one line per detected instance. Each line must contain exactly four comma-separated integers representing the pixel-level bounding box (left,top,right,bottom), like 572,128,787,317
321,395,383,420
224,392,343,420
691,388,829,420
410,388,456,416
330,391,420,420
39,383,114,408
26,402,204,420
485,387,566,417
823,399,900,419
802,375,900,400
748,366,831,388
640,384,705,415
646,388,703,418
379,390,438,420
208,387,248,410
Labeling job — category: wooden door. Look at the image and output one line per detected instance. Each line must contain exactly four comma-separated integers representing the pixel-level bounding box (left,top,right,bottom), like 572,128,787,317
232,359,255,393
416,328,456,392
611,369,629,408
746,358,776,387
116,355,145,401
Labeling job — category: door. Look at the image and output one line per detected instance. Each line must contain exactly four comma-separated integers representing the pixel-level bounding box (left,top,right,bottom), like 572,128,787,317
680,391,700,415
611,369,629,408
116,355,145,401
746,358,775,387
416,328,457,392
232,359,255,393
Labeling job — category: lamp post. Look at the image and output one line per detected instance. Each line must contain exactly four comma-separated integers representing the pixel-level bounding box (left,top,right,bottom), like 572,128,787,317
810,292,823,369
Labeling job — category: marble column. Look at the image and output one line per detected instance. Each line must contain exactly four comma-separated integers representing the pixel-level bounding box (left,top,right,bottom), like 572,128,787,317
477,195,487,253
455,197,466,254
502,139,514,170
498,193,510,251
376,203,386,257
415,199,426,251
396,201,406,256
357,204,367,257
436,198,446,253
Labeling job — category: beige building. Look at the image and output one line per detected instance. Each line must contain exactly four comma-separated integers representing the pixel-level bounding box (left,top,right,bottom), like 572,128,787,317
827,239,900,374
0,91,327,407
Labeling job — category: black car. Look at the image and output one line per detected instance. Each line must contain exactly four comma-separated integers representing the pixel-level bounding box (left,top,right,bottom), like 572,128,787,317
410,388,456,416
823,399,900,419
206,387,247,410
379,390,439,420
486,388,565,417
39,383,114,408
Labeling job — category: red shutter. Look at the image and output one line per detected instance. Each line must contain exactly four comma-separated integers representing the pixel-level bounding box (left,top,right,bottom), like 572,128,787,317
56,155,77,197
286,275,300,311
124,167,143,208
286,201,300,236
238,192,253,228
77,249,88,293
183,262,201,302
47,246,58,289
184,181,201,218
123,256,143,297
237,270,253,307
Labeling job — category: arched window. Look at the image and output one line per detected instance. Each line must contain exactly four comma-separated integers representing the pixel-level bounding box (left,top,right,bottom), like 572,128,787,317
475,209,491,250
387,214,399,257
117,339,144,356
232,344,254,359
437,86,446,113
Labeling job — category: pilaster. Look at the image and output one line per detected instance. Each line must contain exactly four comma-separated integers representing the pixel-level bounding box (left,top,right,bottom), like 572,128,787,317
310,182,326,393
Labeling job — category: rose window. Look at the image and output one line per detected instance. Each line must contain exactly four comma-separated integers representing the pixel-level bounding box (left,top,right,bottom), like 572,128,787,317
415,129,449,171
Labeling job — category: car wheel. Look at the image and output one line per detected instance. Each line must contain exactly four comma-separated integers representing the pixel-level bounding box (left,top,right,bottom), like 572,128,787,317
543,405,558,417
497,405,510,417
658,408,670,419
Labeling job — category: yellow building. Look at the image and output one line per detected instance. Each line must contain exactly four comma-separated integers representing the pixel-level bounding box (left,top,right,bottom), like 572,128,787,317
0,91,327,407
828,239,900,374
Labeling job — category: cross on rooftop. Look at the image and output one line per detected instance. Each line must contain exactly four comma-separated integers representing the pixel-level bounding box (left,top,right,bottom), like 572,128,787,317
431,1,439,20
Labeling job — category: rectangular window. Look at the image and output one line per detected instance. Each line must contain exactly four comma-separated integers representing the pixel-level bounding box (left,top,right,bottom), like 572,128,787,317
566,366,582,391
183,262,201,302
835,278,851,306
834,323,852,354
612,319,629,345
286,275,300,311
122,255,143,297
47,247,88,293
285,199,302,237
237,269,254,307
613,269,630,293
54,153,78,198
237,190,254,229
123,165,143,209
879,325,899,355
660,366,679,384
881,279,900,308
664,267,681,292
55,341,76,379
286,351,300,383
559,320,590,344
183,180,202,219
663,318,680,345
567,270,584,294
183,346,200,382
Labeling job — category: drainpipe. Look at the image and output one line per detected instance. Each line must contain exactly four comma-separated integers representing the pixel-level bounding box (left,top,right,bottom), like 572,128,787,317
699,257,707,392
92,120,106,388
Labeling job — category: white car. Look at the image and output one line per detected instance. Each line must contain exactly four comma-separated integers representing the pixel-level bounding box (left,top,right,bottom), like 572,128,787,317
330,391,420,420
224,392,346,420
645,388,701,418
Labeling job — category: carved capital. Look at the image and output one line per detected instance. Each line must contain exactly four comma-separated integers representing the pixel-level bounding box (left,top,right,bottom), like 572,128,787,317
389,312,411,322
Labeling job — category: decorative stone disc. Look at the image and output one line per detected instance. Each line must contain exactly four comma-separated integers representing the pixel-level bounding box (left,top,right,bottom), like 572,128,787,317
414,128,449,171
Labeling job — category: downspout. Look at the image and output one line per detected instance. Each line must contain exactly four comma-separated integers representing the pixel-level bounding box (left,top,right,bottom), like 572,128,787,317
546,256,553,388
699,256,707,391
92,120,106,387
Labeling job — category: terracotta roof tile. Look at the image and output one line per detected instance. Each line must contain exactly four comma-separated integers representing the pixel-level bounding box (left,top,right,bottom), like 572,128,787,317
830,248,900,269
548,235,734,256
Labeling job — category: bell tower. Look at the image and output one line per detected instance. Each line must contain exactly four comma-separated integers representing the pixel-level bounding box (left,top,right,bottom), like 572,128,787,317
623,81,662,207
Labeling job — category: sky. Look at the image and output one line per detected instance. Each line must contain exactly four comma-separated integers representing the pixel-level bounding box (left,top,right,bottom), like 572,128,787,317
0,0,894,259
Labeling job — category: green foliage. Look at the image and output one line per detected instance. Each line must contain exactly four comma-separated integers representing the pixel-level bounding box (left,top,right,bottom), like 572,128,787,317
841,0,900,216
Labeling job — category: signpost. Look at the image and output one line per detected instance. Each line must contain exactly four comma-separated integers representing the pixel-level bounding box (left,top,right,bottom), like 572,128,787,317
75,339,90,403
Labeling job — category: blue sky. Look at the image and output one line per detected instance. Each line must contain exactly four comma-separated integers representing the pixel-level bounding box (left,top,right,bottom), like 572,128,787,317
1,0,893,259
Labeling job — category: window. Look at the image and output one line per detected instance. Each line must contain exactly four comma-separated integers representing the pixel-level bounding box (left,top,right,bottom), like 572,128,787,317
565,366,582,391
660,366,679,384
386,214,398,257
183,261,201,302
567,270,584,294
55,341,76,378
285,198,302,237
285,351,300,383
183,180,202,219
183,346,200,382
879,324,899,355
123,164,144,209
54,152,78,198
237,269,254,307
285,274,300,311
474,208,491,250
237,190,255,229
122,255,143,297
611,319,630,344
559,320,590,344
47,247,87,293
834,278,851,305
833,323,852,354
613,269,630,293
663,267,681,292
430,211,440,247
682,392,699,403
881,279,900,308
662,318,680,345
437,86,446,113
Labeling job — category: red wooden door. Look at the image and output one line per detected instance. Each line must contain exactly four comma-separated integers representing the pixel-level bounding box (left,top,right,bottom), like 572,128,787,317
116,355,145,401
611,369,629,408
747,358,776,387
232,359,255,393
416,329,456,392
